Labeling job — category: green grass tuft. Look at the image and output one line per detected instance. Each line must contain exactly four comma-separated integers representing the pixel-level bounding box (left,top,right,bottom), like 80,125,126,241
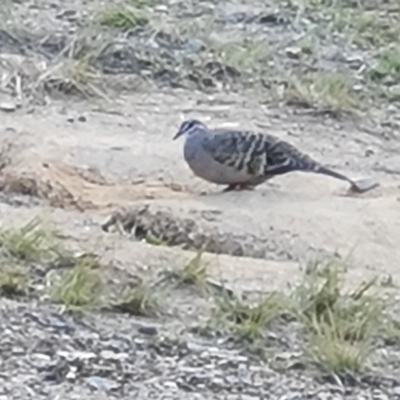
172,250,208,287
112,281,160,317
213,291,286,342
291,261,384,375
51,254,102,310
0,218,64,263
99,7,149,30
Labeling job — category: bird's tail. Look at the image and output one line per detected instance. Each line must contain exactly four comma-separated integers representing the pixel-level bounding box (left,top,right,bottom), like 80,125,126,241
295,150,354,183
289,149,354,184
267,141,355,185
313,164,353,184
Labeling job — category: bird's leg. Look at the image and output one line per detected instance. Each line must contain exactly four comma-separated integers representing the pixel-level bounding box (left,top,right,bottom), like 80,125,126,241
223,183,255,192
222,184,237,192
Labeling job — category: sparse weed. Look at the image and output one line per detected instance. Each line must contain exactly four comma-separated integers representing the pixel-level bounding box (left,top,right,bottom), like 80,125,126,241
329,5,399,49
0,265,27,297
112,281,160,316
308,317,372,374
42,57,109,101
383,318,400,345
213,40,271,73
290,261,384,375
51,254,102,310
352,12,399,48
172,250,208,287
99,6,148,30
297,40,314,55
213,291,286,341
0,1,11,27
0,218,64,263
369,45,400,83
144,231,165,246
285,72,360,111
130,0,154,8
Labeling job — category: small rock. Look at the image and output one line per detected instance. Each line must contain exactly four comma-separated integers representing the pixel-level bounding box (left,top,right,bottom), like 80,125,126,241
138,326,158,336
100,350,129,361
154,5,168,13
258,13,288,25
365,149,374,157
65,368,76,381
163,381,178,390
349,177,379,193
56,9,78,21
12,346,25,355
285,47,302,59
86,376,119,391
393,386,400,396
184,38,206,53
30,353,51,368
43,359,69,383
57,350,97,361
0,102,16,112
222,12,248,24
346,55,364,69
77,115,87,122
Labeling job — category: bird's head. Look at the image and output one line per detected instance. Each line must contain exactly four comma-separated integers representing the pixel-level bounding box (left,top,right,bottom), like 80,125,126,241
173,119,207,140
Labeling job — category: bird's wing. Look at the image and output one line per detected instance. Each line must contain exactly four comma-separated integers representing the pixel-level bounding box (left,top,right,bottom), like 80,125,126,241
201,130,269,177
202,129,356,184
262,139,309,175
202,130,327,178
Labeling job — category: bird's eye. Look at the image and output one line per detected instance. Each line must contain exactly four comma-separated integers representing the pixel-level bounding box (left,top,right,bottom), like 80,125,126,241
187,121,196,130
182,120,196,132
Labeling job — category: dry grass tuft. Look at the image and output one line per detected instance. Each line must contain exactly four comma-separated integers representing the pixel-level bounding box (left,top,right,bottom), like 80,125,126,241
111,280,160,317
284,72,360,111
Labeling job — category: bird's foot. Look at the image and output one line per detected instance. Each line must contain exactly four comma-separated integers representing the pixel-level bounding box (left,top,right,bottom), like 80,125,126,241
223,183,255,192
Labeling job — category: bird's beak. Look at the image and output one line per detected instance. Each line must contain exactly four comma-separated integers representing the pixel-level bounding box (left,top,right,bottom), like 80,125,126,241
173,130,184,140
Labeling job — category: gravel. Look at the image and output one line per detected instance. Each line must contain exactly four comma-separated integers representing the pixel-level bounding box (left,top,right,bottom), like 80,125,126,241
0,296,399,400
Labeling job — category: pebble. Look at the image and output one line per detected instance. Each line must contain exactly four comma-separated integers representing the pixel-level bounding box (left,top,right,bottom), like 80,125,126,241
29,353,51,368
138,326,158,336
100,350,129,361
285,47,302,59
0,102,17,112
163,381,178,390
85,376,119,391
57,350,97,361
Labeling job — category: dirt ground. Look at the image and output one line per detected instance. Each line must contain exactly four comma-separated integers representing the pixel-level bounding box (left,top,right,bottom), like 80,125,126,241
1,91,400,288
1,0,400,398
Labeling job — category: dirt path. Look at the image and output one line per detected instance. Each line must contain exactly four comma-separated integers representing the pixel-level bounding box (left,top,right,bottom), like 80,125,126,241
0,91,399,291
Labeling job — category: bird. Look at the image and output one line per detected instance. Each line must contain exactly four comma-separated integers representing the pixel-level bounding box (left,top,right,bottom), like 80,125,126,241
173,118,378,193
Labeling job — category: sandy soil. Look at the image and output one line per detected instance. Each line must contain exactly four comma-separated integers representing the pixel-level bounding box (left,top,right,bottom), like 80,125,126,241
0,90,399,292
